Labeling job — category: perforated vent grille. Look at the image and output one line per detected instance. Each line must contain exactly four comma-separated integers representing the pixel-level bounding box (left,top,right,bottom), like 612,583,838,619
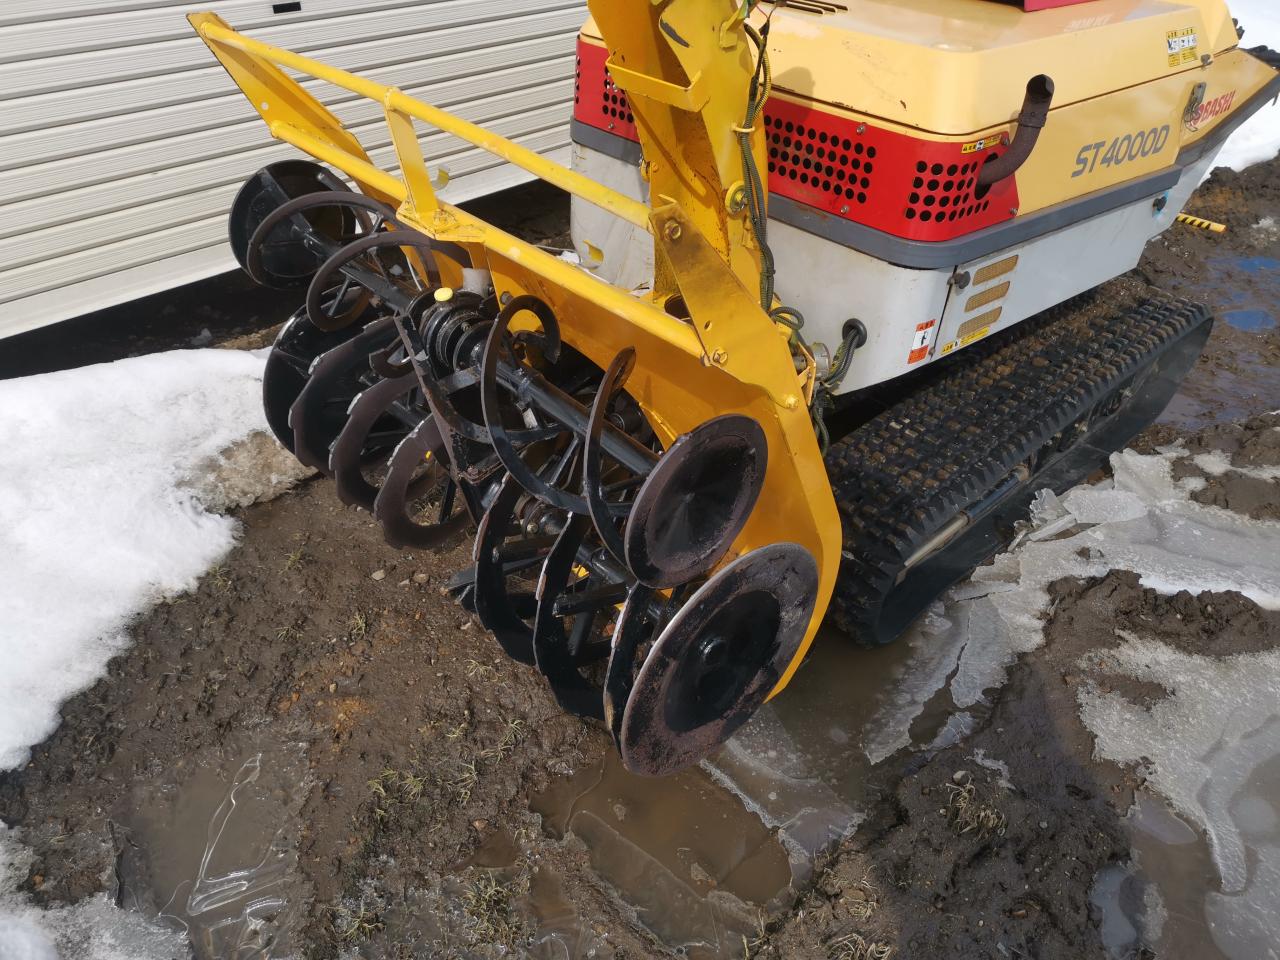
574,41,637,140
601,68,635,128
572,39,1019,243
765,114,875,207
905,159,994,225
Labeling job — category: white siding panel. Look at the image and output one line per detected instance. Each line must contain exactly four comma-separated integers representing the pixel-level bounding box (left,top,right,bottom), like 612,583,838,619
0,1,587,336
0,128,573,305
2,66,575,209
1,95,572,269
0,0,583,99
0,155,558,343
0,30,577,169
0,0,559,61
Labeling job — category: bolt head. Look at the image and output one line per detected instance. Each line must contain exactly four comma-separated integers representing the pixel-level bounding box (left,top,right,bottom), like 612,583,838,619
664,221,683,241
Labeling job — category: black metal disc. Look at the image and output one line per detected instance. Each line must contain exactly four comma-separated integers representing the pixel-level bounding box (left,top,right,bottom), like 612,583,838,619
624,414,768,589
471,474,539,665
619,542,818,777
229,161,348,285
288,317,398,474
531,515,608,720
262,308,362,453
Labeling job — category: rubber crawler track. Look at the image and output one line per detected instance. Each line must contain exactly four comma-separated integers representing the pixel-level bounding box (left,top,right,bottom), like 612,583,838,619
824,286,1211,646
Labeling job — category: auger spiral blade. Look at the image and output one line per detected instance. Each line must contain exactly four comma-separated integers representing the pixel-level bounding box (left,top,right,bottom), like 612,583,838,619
288,317,400,474
372,417,468,551
236,176,823,777
329,373,420,511
262,307,362,454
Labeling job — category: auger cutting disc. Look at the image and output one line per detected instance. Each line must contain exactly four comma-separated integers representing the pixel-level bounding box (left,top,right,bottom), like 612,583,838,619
625,414,767,589
229,160,348,284
619,542,818,777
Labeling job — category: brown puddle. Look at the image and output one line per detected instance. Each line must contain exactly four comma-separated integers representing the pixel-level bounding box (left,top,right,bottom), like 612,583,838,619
112,739,311,959
531,750,792,955
523,610,971,957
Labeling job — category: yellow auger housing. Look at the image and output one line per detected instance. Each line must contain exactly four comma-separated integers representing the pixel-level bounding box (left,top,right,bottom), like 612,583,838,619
189,0,1278,775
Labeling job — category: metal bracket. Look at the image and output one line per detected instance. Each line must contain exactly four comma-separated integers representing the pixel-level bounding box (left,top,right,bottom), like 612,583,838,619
605,57,710,112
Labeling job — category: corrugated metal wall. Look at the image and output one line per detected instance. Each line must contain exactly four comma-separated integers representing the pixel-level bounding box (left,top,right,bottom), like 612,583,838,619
0,0,587,338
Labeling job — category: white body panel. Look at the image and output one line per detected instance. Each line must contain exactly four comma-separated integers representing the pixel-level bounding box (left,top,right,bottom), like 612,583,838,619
569,144,1219,393
933,150,1218,364
0,0,587,339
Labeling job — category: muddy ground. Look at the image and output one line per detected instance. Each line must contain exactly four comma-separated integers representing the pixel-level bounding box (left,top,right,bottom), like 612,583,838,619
1,158,1278,960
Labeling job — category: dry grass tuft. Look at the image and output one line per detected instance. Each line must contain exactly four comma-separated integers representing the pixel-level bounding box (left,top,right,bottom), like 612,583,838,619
828,931,894,960
463,869,529,944
945,770,1007,839
332,902,383,942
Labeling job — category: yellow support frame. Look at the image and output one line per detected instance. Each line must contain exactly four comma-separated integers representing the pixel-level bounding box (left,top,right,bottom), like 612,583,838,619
188,4,841,696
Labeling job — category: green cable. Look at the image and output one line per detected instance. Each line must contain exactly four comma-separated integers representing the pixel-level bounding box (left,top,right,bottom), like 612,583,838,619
736,14,864,452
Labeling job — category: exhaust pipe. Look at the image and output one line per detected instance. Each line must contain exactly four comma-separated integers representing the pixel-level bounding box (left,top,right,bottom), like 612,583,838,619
978,74,1055,188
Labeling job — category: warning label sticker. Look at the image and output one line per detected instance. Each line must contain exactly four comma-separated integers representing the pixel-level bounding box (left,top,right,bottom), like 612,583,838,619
1167,27,1199,68
908,320,936,365
961,135,1003,155
940,326,991,356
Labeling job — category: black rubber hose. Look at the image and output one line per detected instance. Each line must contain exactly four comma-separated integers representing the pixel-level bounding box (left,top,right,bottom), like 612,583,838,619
977,74,1055,188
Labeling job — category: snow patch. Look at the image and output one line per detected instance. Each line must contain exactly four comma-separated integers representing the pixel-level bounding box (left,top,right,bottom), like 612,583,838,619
0,825,186,960
1192,450,1280,482
0,349,299,771
1212,0,1280,175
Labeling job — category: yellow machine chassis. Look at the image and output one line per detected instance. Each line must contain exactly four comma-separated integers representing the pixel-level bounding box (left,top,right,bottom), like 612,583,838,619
189,7,842,697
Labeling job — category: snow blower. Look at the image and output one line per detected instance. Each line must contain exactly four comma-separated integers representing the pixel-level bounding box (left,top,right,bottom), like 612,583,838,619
190,0,1279,775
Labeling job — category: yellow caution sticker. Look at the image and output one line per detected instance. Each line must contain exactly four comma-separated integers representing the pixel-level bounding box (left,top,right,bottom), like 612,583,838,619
1166,27,1198,68
961,135,1003,155
940,326,992,356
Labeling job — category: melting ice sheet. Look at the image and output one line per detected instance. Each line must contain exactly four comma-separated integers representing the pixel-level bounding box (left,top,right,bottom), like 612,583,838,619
0,824,187,960
837,447,1280,770
949,448,1280,704
711,446,1280,956
1080,640,1280,960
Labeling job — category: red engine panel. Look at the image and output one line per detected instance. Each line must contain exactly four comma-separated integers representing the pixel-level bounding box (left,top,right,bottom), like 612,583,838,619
573,40,1019,244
